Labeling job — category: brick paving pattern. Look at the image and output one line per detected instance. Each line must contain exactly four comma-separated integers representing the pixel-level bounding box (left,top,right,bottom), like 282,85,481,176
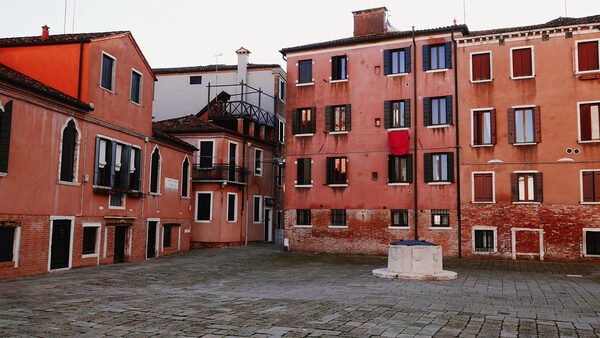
0,246,599,337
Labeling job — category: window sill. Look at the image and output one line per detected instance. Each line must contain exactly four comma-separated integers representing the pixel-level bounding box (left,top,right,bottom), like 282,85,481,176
130,100,143,106
149,192,162,196
511,75,535,80
575,70,600,75
254,173,263,177
0,172,7,177
108,206,126,210
57,180,81,187
194,220,212,223
82,253,99,259
513,142,537,146
99,86,115,94
295,184,313,188
473,250,497,255
428,182,451,185
253,221,262,224
470,79,493,83
580,201,600,205
181,196,191,200
328,225,348,229
471,144,494,148
388,182,410,186
426,124,451,129
294,133,315,137
578,140,600,144
227,220,238,223
386,72,408,78
327,131,349,135
583,254,600,258
388,226,410,230
512,201,541,205
296,82,314,87
330,79,348,83
472,201,495,204
430,227,452,230
425,68,449,73
328,184,348,188
387,127,409,131
294,225,312,228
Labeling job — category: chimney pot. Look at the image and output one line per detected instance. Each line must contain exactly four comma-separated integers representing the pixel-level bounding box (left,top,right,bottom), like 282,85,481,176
41,25,50,41
352,7,388,37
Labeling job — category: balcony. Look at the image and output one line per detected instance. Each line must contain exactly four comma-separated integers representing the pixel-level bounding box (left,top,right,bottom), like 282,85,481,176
191,164,249,185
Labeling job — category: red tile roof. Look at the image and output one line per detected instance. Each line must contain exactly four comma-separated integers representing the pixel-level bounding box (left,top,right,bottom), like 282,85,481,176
0,31,128,47
151,127,197,152
153,63,282,75
153,115,229,134
468,15,600,37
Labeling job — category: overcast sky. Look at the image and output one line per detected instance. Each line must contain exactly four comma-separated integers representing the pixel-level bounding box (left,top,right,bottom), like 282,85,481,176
2,0,600,70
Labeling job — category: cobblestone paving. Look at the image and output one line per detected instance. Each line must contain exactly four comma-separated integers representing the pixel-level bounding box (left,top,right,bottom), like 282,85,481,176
1,246,600,337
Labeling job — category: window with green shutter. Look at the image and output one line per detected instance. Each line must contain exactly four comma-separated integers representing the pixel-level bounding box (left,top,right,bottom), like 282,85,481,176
384,100,410,129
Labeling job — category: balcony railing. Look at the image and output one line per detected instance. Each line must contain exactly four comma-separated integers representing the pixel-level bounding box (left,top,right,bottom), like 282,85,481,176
191,164,249,184
208,100,276,127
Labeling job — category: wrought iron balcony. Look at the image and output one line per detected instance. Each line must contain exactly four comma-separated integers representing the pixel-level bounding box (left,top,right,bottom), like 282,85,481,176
208,100,276,127
191,164,249,184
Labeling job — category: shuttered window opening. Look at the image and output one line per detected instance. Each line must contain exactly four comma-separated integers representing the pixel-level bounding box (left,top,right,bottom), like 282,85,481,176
94,137,141,191
297,209,311,225
582,171,600,203
471,52,491,81
431,209,450,227
298,60,313,84
60,120,78,182
586,231,600,255
130,70,142,104
150,148,161,193
109,192,125,208
474,230,495,252
163,225,172,248
423,42,451,71
472,110,496,145
424,152,454,183
254,149,263,176
511,47,533,78
0,227,15,262
509,107,541,144
388,154,412,183
331,209,346,226
296,158,312,185
276,165,283,187
198,141,214,168
423,96,452,126
579,103,600,141
253,196,262,223
577,41,599,72
181,157,190,198
331,55,347,81
391,209,409,227
292,107,316,135
384,100,410,129
473,173,494,203
326,157,348,185
383,47,411,75
100,53,115,91
511,172,543,203
325,105,351,132
227,193,237,222
196,192,212,221
82,227,98,255
0,101,13,173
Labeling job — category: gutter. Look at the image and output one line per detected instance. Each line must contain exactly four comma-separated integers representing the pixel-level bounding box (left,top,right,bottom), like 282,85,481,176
452,28,462,258
412,27,419,241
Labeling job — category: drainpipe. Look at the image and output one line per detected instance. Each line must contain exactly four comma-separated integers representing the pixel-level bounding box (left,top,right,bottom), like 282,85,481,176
452,28,462,258
412,27,419,241
78,121,89,217
77,42,84,100
243,140,249,246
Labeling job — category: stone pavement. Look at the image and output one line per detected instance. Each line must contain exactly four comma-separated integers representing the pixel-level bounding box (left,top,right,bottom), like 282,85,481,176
0,246,599,337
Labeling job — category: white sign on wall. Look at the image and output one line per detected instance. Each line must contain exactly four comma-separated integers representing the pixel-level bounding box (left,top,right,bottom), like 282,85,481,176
164,178,179,190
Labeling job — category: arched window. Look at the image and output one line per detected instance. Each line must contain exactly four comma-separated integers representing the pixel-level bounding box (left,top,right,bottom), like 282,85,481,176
0,101,13,173
181,157,190,197
150,147,161,193
60,119,79,182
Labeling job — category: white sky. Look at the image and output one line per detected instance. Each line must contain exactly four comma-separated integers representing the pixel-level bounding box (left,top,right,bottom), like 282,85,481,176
2,0,600,70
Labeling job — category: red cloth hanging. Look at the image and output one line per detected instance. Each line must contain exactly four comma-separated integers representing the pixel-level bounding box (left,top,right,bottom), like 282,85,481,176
388,131,409,155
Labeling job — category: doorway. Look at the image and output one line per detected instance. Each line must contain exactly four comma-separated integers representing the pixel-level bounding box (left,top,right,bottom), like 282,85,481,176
264,208,273,242
114,226,128,264
147,220,159,259
50,219,73,270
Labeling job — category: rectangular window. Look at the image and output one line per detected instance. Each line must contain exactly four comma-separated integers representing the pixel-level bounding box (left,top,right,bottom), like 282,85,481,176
253,196,262,223
297,209,311,226
577,40,599,73
511,47,534,78
199,140,214,168
298,60,313,84
130,70,142,104
278,120,285,143
82,227,98,255
581,170,600,203
297,158,312,185
424,153,454,183
331,55,347,81
109,192,125,208
163,225,172,248
424,96,452,126
189,75,202,85
331,209,346,226
254,148,263,176
276,165,283,187
227,193,237,222
423,42,451,71
585,230,600,255
326,157,348,185
279,77,286,101
129,147,141,191
512,172,543,202
431,209,450,227
474,229,495,252
0,227,15,262
326,105,351,132
472,109,495,145
508,107,541,144
0,101,12,174
471,52,492,81
384,100,410,129
515,108,534,143
100,53,115,91
391,209,408,227
384,47,411,75
473,173,494,203
195,192,212,221
293,107,316,134
579,102,600,141
388,154,412,184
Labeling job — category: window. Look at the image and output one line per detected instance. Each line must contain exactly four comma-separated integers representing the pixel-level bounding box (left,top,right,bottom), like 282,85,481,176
100,53,115,91
278,120,285,143
253,196,262,223
0,226,15,262
189,76,202,85
326,157,348,185
423,42,451,71
576,40,599,73
384,47,411,75
584,230,600,256
471,52,492,81
59,119,79,182
431,209,450,227
293,107,316,135
93,137,141,191
473,172,494,203
254,148,263,176
581,170,600,203
579,102,600,142
298,60,312,84
391,209,408,227
331,55,347,81
82,226,98,256
424,153,454,183
331,209,346,226
276,165,283,187
511,47,534,78
0,101,13,173
150,147,161,194
195,192,212,222
297,209,311,226
163,225,172,248
181,157,190,198
129,148,141,191
130,70,142,104
326,105,351,132
384,100,410,129
296,158,311,186
109,192,125,208
474,229,495,252
511,172,543,203
198,140,214,168
508,107,541,144
424,96,452,126
227,193,237,222
278,77,286,101
388,154,412,184
472,109,496,146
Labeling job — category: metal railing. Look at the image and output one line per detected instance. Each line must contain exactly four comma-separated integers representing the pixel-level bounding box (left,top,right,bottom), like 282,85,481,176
191,164,249,184
208,100,276,127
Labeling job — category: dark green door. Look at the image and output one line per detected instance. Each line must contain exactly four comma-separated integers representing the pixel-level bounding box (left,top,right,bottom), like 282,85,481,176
50,220,71,270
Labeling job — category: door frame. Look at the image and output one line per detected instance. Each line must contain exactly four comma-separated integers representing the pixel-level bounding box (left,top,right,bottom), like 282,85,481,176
146,218,160,259
511,227,544,261
48,216,75,272
264,207,273,242
113,225,129,264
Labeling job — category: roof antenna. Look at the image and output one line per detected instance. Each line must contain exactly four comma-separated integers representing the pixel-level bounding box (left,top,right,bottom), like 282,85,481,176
463,0,467,25
564,0,568,17
72,0,76,33
63,0,67,34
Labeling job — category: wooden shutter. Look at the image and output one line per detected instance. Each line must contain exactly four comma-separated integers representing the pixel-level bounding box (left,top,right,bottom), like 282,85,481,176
445,96,453,125
513,48,532,77
331,57,338,80
422,45,431,71
512,49,523,77
118,146,131,189
0,101,12,173
310,107,316,133
423,98,432,126
405,46,411,73
384,101,392,128
578,41,599,72
534,106,542,143
580,104,592,141
406,154,413,183
326,157,333,184
292,109,299,134
444,42,452,69
423,153,433,182
472,53,490,80
109,141,117,188
511,173,519,202
325,106,332,132
305,159,312,183
474,174,483,201
388,155,395,182
383,49,391,75
507,108,516,144
447,152,454,183
582,172,594,202
404,100,411,127
93,137,101,185
473,111,481,145
296,159,304,184
490,109,497,144
345,104,352,131
534,173,543,202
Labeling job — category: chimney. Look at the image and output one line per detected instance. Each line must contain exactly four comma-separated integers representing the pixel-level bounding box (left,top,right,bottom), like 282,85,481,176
41,25,50,41
352,7,388,37
236,47,250,101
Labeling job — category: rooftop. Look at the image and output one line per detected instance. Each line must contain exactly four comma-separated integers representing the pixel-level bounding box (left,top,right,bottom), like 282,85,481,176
0,31,128,47
153,63,282,75
468,14,600,37
153,115,229,134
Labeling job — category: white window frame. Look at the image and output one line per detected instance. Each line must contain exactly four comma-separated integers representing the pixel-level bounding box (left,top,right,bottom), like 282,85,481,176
194,191,213,223
0,225,21,268
472,226,497,254
471,171,496,204
278,76,286,102
254,148,263,176
130,68,143,105
469,51,493,83
181,156,191,198
389,209,409,229
580,169,600,204
48,216,75,272
511,104,537,145
574,38,600,74
470,108,495,147
253,195,263,223
512,170,539,204
108,192,126,210
81,223,101,259
583,228,600,257
509,46,535,80
294,209,312,228
57,118,82,185
576,100,600,143
226,192,238,223
100,51,117,92
197,139,216,168
149,145,162,195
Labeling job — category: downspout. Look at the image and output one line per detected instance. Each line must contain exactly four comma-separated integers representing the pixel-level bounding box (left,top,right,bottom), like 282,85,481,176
77,42,84,100
412,27,419,241
452,28,462,258
78,121,89,217
243,139,249,246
